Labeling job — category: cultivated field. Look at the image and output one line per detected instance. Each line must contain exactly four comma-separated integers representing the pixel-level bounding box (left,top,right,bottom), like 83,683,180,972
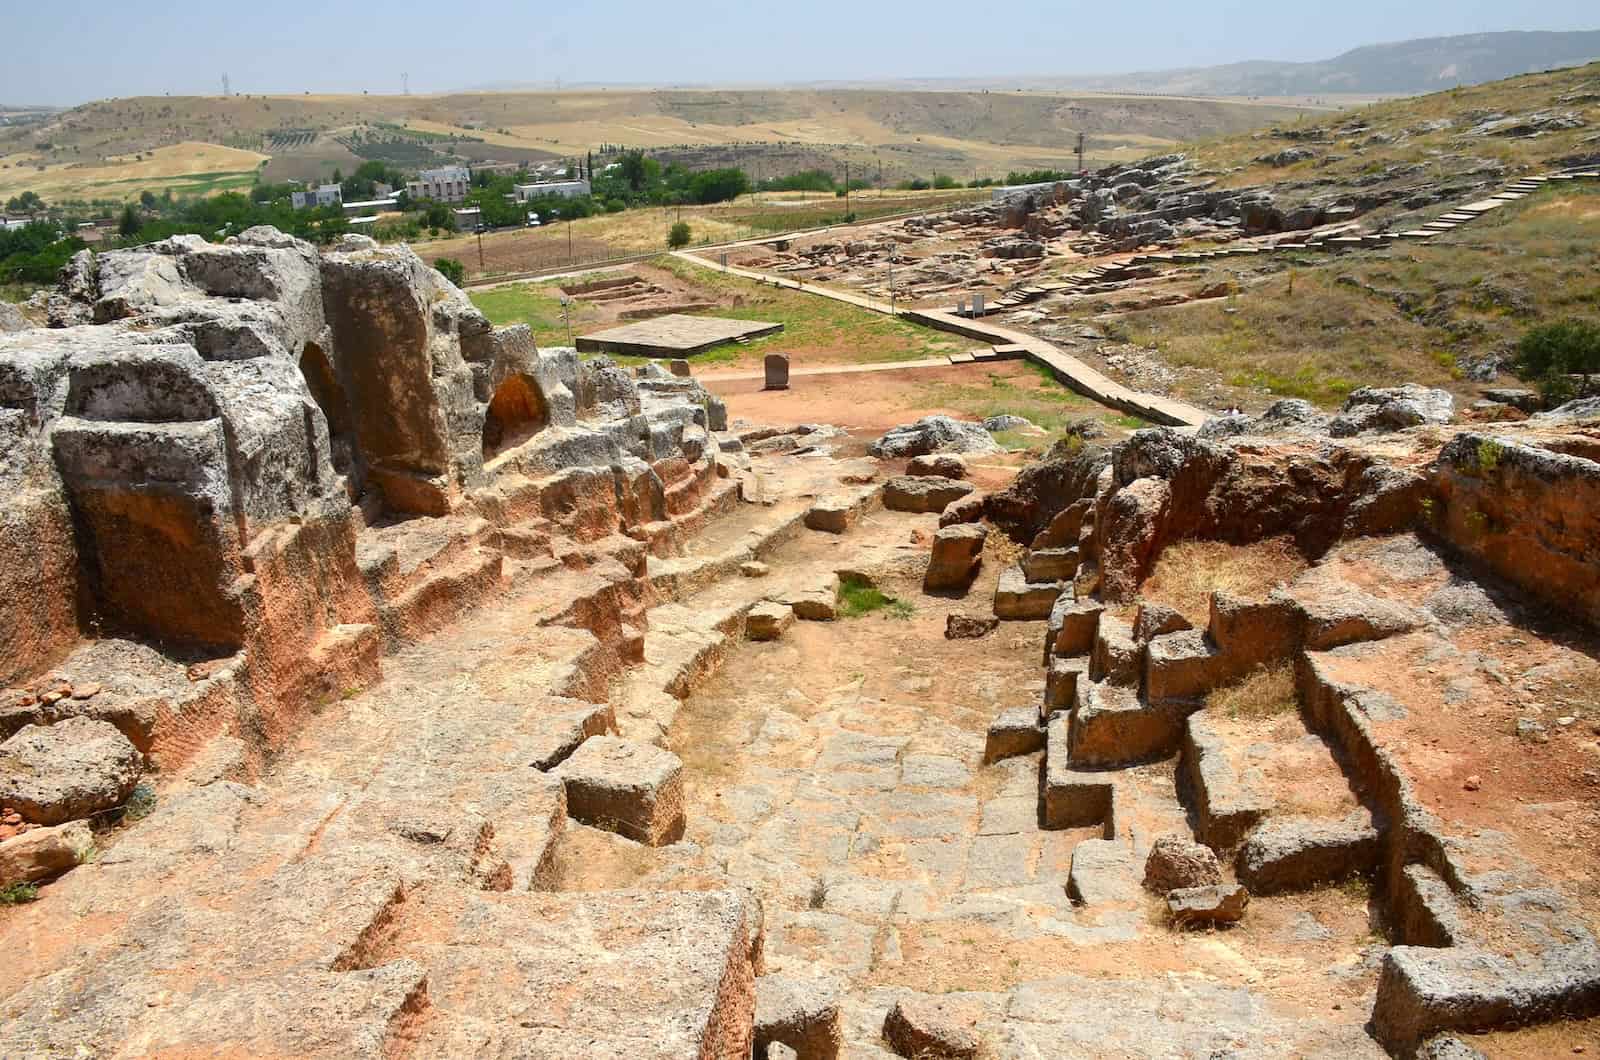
420,187,984,280
0,141,266,201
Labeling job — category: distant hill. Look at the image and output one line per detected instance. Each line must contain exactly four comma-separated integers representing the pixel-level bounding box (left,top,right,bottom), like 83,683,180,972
1059,30,1600,97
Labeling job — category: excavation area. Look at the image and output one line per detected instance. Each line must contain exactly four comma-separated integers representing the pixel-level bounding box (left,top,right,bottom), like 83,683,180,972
4,220,1600,1060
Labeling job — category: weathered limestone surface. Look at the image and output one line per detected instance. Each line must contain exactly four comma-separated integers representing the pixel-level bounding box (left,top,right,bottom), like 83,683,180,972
0,717,142,824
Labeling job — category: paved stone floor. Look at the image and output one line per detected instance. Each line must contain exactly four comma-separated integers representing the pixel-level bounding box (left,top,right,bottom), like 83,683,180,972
575,313,784,356
632,503,1389,1057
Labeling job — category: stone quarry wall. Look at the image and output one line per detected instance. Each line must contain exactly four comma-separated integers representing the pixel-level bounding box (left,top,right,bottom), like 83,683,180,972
0,228,728,769
1434,431,1600,628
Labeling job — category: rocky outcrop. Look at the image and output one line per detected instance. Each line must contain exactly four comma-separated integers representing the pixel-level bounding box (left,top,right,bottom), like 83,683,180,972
869,416,999,459
1330,385,1454,437
0,226,733,797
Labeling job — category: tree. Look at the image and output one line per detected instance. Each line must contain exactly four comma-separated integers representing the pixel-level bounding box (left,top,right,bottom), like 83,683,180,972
687,168,749,205
667,221,692,249
1513,319,1600,403
618,151,652,193
117,203,143,237
433,257,466,285
5,191,44,214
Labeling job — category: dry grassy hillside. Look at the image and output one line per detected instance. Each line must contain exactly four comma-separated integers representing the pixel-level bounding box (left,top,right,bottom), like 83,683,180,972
0,88,1314,203
1090,62,1600,410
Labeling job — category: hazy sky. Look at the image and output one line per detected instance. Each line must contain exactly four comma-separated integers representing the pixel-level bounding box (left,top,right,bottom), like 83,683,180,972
4,0,1597,105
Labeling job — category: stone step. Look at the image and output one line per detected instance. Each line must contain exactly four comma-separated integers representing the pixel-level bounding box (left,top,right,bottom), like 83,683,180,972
372,545,504,648
1180,711,1271,851
356,514,496,600
993,565,1063,620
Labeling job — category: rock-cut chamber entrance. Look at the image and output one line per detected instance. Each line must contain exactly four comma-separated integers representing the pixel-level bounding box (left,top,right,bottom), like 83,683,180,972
483,373,550,460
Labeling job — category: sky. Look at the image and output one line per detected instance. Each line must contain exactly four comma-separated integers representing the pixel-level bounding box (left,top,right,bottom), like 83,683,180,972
3,0,1597,106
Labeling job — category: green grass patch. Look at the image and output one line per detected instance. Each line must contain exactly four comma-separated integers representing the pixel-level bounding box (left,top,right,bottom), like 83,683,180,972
0,882,39,905
656,255,963,367
470,281,593,348
837,576,915,619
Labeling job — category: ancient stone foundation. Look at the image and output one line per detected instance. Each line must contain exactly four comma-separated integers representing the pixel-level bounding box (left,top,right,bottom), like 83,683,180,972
5,231,1600,1056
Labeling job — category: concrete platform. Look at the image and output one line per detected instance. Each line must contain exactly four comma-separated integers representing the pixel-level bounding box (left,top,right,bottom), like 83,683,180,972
576,314,783,357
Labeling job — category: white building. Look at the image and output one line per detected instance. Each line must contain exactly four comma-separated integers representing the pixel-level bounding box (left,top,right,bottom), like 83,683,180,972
406,166,472,204
341,196,401,219
513,179,590,202
292,184,343,210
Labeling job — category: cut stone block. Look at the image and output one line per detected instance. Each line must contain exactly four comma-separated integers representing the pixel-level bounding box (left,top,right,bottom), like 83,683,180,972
938,492,985,528
1133,602,1191,643
1373,943,1600,1055
1042,714,1116,832
883,994,982,1059
805,495,856,534
1182,712,1271,851
754,974,842,1060
1238,812,1380,894
1089,615,1140,686
884,475,975,514
1045,657,1086,714
983,707,1044,764
1294,585,1425,651
924,523,987,592
1046,595,1103,658
1167,883,1249,926
787,587,838,622
1067,839,1141,906
1070,682,1183,768
1208,590,1302,670
907,453,968,479
558,735,686,846
1145,629,1228,703
994,565,1062,620
1022,547,1079,583
747,601,796,642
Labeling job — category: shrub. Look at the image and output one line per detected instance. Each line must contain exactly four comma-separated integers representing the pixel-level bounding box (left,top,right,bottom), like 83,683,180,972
0,883,40,905
1513,319,1600,403
433,257,466,285
667,221,692,249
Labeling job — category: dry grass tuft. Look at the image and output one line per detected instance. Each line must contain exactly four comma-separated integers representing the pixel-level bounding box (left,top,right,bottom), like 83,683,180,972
1139,537,1307,623
984,530,1026,568
1207,663,1299,720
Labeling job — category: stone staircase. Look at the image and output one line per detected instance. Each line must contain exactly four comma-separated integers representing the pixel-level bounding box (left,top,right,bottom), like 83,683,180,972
980,528,1600,1051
